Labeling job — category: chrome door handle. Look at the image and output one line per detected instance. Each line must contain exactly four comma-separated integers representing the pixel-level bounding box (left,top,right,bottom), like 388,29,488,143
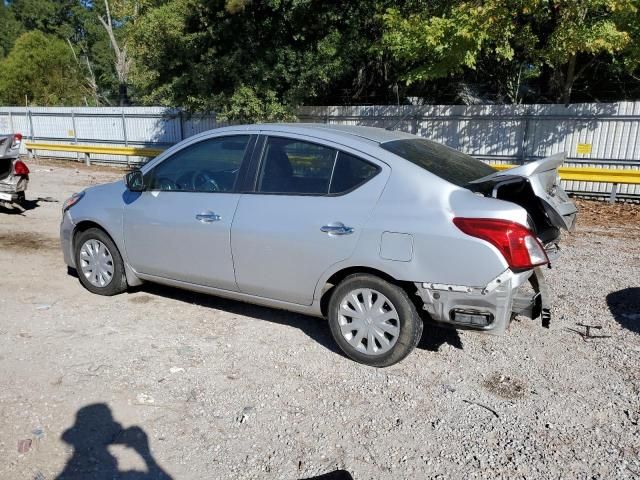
196,211,221,223
320,222,354,236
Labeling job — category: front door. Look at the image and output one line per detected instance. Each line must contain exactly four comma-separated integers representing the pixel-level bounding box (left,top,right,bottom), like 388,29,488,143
123,135,252,290
231,135,388,305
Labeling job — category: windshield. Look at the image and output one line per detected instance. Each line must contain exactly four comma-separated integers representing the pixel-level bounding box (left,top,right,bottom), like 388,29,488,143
380,138,497,187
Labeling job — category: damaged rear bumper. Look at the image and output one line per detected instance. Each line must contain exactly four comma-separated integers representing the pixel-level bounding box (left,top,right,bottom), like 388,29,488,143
415,267,550,335
0,176,28,203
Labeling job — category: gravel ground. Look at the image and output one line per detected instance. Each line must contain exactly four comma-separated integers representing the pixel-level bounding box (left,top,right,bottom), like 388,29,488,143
0,159,638,480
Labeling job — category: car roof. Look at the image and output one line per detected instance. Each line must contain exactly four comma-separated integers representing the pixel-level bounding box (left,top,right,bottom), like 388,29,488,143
219,123,416,145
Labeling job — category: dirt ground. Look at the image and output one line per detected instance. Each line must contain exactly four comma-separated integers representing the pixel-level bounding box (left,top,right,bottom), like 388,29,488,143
1,158,639,479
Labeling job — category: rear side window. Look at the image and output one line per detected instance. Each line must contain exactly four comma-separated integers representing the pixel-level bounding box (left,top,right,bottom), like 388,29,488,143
380,138,496,186
257,137,336,194
329,152,379,194
256,137,380,195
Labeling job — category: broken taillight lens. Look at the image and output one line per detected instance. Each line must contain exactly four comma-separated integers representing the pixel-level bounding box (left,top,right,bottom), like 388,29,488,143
453,217,548,270
13,160,29,176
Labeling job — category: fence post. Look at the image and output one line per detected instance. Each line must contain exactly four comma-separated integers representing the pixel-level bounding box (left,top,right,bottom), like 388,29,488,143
28,110,34,141
179,111,185,140
520,109,531,165
8,111,13,134
71,110,81,163
122,110,130,166
609,183,618,203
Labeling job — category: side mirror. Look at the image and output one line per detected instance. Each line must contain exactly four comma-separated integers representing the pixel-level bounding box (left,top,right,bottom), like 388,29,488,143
125,170,144,192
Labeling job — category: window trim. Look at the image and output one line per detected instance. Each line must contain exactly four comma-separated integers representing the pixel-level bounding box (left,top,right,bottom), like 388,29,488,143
243,134,381,197
143,134,256,194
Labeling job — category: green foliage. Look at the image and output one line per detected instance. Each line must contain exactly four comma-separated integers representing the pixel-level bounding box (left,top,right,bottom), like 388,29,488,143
0,31,87,105
9,0,73,35
129,0,395,117
0,3,22,58
1,0,640,111
218,85,295,123
381,0,640,102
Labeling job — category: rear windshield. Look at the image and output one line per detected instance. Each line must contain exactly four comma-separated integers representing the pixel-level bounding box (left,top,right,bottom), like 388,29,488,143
380,138,496,186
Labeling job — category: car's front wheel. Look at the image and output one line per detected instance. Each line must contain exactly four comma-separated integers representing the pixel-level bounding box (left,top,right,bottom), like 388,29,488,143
327,274,423,367
74,227,127,296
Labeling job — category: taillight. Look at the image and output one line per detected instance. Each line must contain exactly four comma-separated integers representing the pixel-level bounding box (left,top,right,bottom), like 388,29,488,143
12,133,22,148
62,191,85,212
13,160,29,176
453,217,548,270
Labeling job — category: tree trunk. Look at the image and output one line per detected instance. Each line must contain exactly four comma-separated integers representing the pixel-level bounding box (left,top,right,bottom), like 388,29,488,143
119,83,129,106
562,54,577,105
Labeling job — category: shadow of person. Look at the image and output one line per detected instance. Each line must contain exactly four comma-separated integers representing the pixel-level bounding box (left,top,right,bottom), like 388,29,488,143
56,403,172,480
607,287,640,334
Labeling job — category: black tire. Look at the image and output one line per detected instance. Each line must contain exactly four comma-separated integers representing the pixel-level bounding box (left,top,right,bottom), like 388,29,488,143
74,227,127,296
327,274,423,367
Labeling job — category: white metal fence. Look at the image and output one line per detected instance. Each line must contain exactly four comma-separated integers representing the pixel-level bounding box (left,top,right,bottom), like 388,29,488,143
0,106,223,164
1,103,640,199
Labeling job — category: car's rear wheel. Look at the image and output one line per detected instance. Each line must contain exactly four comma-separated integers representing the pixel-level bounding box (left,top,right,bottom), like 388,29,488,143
74,228,127,296
327,274,423,367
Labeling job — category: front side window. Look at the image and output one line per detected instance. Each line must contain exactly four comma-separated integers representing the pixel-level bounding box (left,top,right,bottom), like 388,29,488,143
380,138,496,187
148,135,249,192
257,137,337,195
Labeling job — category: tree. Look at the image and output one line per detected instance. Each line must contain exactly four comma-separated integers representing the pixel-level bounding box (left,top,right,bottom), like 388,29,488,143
0,31,88,105
0,3,22,58
129,0,402,118
98,0,132,105
381,0,639,104
7,0,78,35
218,85,295,123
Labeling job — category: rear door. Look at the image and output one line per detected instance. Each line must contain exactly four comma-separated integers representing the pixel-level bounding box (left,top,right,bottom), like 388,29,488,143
123,134,254,290
231,134,388,305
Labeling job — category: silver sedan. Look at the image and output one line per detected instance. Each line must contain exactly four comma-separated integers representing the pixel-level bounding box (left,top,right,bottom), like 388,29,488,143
60,124,577,366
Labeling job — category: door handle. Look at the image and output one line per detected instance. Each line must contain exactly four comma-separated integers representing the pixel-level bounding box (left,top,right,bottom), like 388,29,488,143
196,211,222,223
320,222,354,236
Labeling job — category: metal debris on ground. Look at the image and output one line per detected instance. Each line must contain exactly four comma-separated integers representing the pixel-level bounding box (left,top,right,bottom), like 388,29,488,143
567,323,612,341
462,399,500,418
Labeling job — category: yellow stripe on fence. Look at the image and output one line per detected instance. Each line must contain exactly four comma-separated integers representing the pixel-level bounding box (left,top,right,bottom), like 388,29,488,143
25,142,166,160
490,163,640,185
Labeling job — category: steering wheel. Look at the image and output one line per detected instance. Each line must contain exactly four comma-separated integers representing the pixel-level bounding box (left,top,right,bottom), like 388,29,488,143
193,170,220,192
156,176,179,190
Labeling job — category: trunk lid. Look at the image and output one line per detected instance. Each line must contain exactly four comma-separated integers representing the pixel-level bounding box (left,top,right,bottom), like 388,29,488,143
468,153,577,242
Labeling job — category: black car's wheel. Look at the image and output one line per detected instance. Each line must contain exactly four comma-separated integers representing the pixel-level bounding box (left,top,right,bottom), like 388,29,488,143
74,228,127,296
327,274,423,367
